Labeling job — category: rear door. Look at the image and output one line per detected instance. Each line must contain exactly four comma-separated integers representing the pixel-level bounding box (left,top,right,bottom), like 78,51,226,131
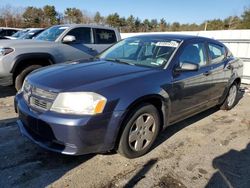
206,42,229,102
170,40,213,121
93,28,117,53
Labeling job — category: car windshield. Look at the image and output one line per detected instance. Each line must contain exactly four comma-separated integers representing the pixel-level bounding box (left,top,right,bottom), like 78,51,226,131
99,37,180,68
19,29,43,39
35,26,68,41
11,30,27,38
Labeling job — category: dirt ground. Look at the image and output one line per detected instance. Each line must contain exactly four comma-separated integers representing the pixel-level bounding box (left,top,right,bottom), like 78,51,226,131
0,85,250,188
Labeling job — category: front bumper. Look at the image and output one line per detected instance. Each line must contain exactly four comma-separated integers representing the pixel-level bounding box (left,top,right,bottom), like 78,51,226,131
15,93,124,155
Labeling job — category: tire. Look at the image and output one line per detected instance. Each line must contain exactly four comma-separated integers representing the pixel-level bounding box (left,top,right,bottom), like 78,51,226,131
220,82,238,110
14,65,42,91
117,104,160,158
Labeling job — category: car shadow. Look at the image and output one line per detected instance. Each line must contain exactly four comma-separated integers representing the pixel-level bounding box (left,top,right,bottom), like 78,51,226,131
152,89,245,151
0,85,16,98
205,143,250,188
0,118,95,188
124,158,158,188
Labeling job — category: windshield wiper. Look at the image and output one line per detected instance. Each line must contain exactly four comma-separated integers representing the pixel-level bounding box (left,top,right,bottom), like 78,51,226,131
104,58,135,65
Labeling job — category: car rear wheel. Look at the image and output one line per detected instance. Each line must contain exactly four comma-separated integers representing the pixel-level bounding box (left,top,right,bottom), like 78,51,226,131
220,83,238,110
117,104,160,158
15,65,42,91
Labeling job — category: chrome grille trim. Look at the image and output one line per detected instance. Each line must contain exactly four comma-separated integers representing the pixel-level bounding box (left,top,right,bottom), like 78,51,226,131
23,81,57,112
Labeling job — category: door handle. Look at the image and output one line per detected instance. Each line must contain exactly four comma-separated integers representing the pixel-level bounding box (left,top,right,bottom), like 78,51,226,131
203,71,212,76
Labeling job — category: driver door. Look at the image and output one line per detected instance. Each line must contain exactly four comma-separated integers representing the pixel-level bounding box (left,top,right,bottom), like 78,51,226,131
170,41,213,121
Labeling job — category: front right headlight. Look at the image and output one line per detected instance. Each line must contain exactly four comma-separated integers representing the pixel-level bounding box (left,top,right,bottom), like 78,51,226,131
0,47,14,56
50,92,107,115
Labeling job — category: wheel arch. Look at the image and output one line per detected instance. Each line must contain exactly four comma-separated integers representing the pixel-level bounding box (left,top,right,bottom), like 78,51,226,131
11,53,55,76
113,93,170,150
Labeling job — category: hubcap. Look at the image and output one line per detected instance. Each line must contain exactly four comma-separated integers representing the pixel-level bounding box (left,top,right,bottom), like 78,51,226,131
128,113,156,151
227,85,237,107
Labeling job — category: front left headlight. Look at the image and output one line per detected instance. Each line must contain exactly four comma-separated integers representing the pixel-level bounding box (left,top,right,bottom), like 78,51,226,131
50,92,107,115
0,47,14,56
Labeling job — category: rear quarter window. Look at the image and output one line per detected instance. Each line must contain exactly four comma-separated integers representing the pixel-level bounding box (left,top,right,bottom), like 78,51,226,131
94,29,117,44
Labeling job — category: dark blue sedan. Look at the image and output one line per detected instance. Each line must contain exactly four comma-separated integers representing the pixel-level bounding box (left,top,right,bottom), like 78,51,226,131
15,34,243,158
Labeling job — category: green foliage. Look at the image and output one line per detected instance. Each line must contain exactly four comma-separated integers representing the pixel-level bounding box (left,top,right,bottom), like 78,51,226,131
64,8,83,24
22,6,44,27
43,5,58,26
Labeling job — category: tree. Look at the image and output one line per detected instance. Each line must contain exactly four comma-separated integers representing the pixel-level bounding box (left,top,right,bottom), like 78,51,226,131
125,15,136,32
171,22,180,31
241,7,250,29
142,19,152,32
94,11,103,24
150,19,158,31
64,8,83,24
43,5,58,26
206,19,225,30
106,13,121,28
224,16,241,29
22,6,44,27
159,18,167,31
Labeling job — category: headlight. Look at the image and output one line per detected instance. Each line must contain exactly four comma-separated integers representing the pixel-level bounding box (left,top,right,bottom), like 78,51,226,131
0,48,14,56
50,92,107,115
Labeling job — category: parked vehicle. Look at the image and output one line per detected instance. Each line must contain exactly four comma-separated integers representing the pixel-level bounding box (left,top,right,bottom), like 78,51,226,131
5,28,44,40
15,34,243,158
0,27,22,39
19,28,45,39
5,29,28,40
0,24,121,90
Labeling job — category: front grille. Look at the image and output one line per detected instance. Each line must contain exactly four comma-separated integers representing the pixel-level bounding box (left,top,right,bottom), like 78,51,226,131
30,97,53,111
23,81,57,112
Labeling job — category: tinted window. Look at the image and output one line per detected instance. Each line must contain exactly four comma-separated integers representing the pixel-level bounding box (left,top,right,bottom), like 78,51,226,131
179,43,207,66
208,43,225,63
6,29,17,36
67,27,91,43
94,29,116,44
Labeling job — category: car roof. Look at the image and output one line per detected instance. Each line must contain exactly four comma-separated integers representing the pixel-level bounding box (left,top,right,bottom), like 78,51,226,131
52,24,117,30
128,34,212,42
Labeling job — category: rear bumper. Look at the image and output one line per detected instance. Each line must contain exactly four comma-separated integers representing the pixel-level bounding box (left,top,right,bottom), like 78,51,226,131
15,93,124,155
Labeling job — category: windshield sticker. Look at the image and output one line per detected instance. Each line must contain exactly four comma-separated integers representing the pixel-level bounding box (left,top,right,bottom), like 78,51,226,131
59,27,69,30
155,41,179,47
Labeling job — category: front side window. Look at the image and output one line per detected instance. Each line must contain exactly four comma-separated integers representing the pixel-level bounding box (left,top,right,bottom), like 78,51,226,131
94,29,117,44
99,37,180,68
179,43,207,67
67,27,91,43
208,43,225,63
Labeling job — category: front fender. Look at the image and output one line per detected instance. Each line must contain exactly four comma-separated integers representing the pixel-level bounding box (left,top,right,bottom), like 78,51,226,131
10,53,55,73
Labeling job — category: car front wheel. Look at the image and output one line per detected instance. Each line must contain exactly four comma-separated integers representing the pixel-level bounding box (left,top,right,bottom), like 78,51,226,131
118,104,160,158
15,65,42,91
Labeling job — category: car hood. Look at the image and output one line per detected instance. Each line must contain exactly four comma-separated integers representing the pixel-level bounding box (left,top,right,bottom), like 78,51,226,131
0,39,55,47
28,60,157,92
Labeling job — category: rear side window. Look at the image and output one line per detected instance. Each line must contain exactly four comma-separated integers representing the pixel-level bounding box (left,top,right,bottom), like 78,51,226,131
208,43,226,63
179,43,207,67
67,27,91,44
94,29,117,44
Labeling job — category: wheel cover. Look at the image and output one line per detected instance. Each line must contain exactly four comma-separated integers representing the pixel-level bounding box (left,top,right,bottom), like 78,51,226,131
227,85,237,107
128,113,156,151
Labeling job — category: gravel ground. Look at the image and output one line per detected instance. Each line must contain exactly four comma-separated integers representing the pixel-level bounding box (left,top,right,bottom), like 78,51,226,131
0,85,250,188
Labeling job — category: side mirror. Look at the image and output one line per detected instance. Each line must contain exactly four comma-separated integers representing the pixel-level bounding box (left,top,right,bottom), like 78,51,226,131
175,61,199,72
62,35,76,43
